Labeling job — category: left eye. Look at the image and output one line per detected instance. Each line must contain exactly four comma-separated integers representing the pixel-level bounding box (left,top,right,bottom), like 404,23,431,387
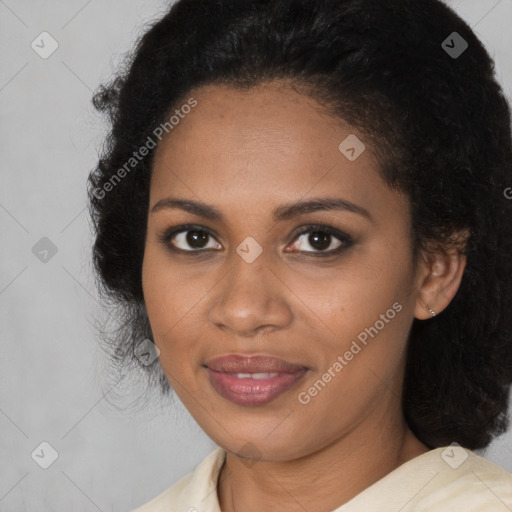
289,228,346,253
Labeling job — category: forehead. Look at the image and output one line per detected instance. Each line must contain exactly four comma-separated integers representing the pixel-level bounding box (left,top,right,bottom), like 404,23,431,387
149,82,398,220
155,81,359,161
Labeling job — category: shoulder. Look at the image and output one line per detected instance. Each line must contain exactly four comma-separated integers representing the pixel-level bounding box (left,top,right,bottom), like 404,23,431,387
338,445,512,512
413,446,512,511
130,446,225,512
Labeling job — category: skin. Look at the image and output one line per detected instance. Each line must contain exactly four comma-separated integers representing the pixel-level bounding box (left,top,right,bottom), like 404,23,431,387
142,81,467,512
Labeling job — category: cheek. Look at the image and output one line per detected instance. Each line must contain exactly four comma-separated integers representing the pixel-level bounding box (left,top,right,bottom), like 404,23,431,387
141,246,207,370
142,241,192,320
295,256,414,389
141,246,181,344
293,256,410,337
142,248,166,324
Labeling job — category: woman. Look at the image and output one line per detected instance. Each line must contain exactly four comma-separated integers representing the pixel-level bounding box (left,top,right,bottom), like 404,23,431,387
87,0,512,510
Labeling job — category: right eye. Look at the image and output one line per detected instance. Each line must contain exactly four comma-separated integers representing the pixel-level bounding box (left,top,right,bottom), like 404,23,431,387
159,225,222,253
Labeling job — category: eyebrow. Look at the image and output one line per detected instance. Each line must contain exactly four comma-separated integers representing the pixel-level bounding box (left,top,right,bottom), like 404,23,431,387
151,196,372,222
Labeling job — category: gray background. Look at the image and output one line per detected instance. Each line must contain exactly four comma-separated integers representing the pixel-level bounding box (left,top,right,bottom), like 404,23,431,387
1,1,511,510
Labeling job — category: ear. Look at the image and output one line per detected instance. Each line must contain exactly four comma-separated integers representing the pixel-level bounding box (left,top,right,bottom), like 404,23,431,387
414,231,469,320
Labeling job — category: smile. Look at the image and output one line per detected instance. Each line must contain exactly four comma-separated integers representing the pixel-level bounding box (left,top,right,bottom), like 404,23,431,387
206,368,308,406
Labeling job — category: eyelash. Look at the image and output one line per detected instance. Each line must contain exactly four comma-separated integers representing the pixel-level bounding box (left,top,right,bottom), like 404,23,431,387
158,223,354,258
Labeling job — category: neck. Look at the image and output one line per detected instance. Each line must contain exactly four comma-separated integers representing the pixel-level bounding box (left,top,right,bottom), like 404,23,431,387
217,412,429,512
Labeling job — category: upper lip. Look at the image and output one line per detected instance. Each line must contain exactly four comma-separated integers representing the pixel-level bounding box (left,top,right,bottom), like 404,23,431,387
205,354,307,373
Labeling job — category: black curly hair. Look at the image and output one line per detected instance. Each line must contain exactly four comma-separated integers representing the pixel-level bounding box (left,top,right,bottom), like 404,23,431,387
87,0,512,450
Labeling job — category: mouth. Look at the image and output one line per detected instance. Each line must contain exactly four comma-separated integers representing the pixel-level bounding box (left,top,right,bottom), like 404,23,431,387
204,354,309,406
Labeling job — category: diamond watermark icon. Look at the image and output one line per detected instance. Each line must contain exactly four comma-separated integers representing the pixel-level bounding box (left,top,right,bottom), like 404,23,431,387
236,237,263,263
32,237,58,263
31,441,59,469
31,32,59,59
339,134,365,161
135,339,160,366
441,442,468,469
238,442,263,468
441,32,468,59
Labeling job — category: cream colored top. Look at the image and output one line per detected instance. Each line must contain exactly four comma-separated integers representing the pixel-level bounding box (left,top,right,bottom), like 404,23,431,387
131,444,512,511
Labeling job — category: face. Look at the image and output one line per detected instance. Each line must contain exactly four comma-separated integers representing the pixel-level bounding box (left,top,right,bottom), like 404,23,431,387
142,81,424,462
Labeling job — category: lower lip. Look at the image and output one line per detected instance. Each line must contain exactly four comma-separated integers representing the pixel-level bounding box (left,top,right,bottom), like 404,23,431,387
206,368,308,406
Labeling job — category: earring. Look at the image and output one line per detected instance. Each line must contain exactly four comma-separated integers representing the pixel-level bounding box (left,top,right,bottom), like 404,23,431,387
427,307,436,318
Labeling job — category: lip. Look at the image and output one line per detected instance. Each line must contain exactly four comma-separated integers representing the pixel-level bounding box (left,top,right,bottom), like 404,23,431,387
205,354,307,373
204,354,309,406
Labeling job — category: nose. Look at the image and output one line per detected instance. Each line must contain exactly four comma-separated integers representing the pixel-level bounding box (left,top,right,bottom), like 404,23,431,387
207,254,293,337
